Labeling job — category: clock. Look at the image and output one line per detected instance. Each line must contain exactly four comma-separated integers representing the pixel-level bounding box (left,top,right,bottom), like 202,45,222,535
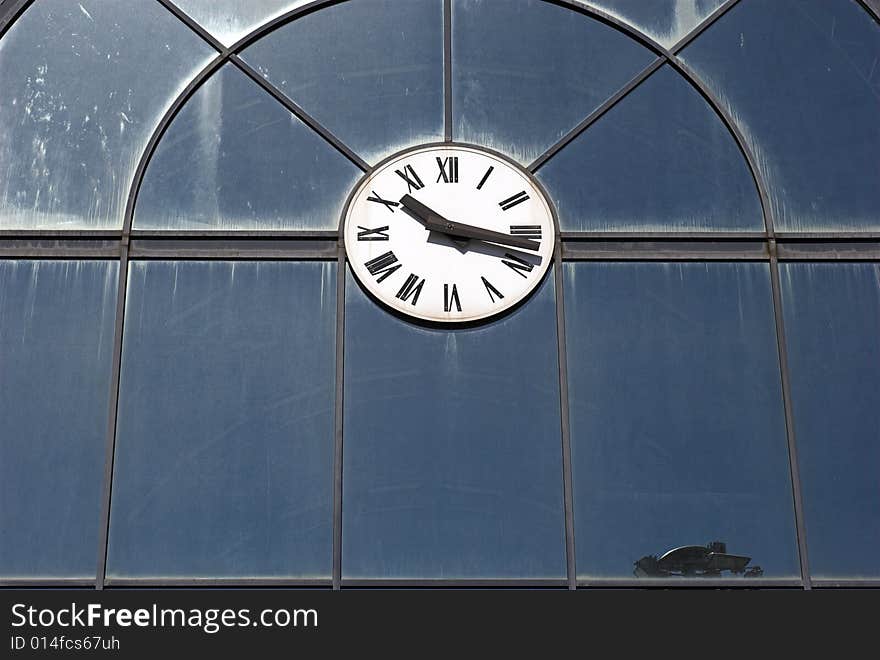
342,144,557,324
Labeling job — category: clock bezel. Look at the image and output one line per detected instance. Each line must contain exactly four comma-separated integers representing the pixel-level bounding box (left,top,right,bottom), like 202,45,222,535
339,141,560,327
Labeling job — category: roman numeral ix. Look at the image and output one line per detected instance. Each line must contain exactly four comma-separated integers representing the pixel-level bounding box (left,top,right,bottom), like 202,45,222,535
499,191,530,211
395,165,425,193
364,251,402,283
436,156,459,183
357,225,390,241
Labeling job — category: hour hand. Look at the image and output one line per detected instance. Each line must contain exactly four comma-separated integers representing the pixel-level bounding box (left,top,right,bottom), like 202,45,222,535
399,195,540,252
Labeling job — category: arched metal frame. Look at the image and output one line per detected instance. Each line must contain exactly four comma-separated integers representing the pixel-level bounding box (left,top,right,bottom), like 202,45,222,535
1,0,879,590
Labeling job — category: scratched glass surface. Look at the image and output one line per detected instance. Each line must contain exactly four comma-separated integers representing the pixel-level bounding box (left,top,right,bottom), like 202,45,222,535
172,0,311,47
576,0,726,48
453,0,654,165
538,65,762,232
107,261,336,578
564,263,800,579
0,0,213,230
0,260,118,578
343,268,566,579
241,0,443,165
681,0,880,232
780,263,880,579
135,64,361,231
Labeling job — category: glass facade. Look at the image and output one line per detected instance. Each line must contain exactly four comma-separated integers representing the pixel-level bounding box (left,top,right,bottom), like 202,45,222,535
1,0,878,589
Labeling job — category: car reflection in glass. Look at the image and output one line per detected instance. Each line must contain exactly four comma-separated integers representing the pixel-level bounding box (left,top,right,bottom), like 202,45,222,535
634,541,763,578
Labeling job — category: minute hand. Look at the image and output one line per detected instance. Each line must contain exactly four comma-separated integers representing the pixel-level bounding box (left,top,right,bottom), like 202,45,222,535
399,194,540,252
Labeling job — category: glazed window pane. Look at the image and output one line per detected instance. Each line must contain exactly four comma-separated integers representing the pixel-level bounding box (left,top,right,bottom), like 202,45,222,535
0,0,213,229
681,0,880,232
564,262,800,580
172,0,310,47
134,64,361,231
577,0,726,48
241,0,444,165
107,261,336,578
537,65,762,232
453,0,654,165
343,269,566,579
780,263,880,579
0,260,118,578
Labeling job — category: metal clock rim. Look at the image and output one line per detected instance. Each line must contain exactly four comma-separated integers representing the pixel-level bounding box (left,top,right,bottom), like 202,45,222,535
339,142,559,327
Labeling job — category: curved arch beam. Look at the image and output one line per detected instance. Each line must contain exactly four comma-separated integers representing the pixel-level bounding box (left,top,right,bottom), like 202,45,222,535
530,0,779,235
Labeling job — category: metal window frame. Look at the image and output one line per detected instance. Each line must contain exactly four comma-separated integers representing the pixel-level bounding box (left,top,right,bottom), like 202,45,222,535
1,0,879,590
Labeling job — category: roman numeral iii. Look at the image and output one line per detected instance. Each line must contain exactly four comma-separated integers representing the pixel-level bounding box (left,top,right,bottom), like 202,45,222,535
510,225,542,240
444,283,462,312
364,251,402,283
395,165,425,193
436,156,459,183
499,191,530,211
396,273,426,305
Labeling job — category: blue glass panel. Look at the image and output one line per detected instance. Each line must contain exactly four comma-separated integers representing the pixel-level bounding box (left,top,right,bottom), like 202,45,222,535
107,261,336,578
780,263,880,579
538,65,761,232
453,0,654,165
343,269,565,578
135,64,361,231
173,0,310,47
578,0,726,48
0,0,213,229
681,0,880,232
564,262,799,579
241,0,443,165
0,260,118,578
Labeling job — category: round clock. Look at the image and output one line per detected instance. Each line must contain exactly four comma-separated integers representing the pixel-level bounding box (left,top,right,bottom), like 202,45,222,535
342,144,557,324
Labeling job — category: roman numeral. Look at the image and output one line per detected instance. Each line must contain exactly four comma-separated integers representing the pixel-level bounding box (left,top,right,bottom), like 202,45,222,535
357,225,390,241
499,191,530,211
396,273,426,305
367,191,399,213
395,165,425,192
443,283,461,313
502,252,535,278
481,276,504,303
436,156,459,183
510,225,542,240
364,251,401,283
476,166,494,190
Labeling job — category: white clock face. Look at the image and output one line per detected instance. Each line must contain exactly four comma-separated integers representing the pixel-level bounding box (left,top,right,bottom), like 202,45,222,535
343,144,556,323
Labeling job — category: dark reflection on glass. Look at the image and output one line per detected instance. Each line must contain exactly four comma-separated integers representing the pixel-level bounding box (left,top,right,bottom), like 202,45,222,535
564,262,800,579
241,0,443,165
633,541,763,578
342,268,565,579
780,263,880,579
538,65,761,232
135,64,361,231
0,261,118,578
453,0,653,165
681,0,880,232
107,261,336,578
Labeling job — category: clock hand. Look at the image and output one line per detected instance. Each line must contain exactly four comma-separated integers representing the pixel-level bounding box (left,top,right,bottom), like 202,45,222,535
399,194,541,252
